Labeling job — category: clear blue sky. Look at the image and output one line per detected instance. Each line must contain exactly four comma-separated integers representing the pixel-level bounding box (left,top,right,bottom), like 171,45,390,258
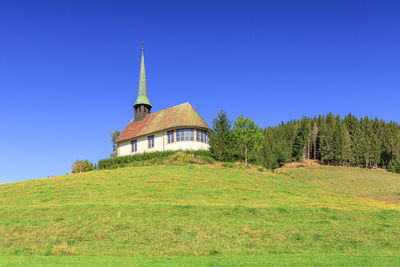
1,0,399,183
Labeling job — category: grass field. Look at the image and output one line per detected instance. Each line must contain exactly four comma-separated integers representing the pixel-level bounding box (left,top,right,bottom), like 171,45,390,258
280,165,400,205
1,164,400,266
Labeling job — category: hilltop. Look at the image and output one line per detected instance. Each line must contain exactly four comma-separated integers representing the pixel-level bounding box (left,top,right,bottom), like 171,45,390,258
1,164,400,266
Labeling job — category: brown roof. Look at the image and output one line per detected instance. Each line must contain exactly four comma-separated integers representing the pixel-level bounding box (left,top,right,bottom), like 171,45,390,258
116,102,211,143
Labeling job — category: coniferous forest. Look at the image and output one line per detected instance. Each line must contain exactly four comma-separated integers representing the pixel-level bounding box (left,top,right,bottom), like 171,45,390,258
209,111,400,173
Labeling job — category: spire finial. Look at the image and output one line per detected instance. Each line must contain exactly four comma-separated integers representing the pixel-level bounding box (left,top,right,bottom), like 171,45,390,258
140,41,144,51
134,43,152,108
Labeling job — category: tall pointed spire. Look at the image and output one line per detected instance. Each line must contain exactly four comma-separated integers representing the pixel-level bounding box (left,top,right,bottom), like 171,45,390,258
133,44,152,122
134,49,152,107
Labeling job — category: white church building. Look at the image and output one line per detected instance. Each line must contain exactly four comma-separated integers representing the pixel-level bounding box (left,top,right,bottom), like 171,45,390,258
115,49,211,156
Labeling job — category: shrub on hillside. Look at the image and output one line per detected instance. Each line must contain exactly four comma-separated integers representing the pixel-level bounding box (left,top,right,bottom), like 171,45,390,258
98,150,215,170
98,151,175,169
201,155,215,164
387,162,395,173
71,160,95,173
396,163,400,174
222,162,235,168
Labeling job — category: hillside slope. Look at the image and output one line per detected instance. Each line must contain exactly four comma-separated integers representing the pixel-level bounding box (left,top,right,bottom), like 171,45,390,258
0,165,400,261
280,166,400,204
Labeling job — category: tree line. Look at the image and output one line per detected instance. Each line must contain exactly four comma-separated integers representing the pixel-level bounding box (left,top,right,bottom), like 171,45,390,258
209,111,400,173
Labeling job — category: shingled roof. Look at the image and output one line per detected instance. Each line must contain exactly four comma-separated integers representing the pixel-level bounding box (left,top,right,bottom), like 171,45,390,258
116,102,211,143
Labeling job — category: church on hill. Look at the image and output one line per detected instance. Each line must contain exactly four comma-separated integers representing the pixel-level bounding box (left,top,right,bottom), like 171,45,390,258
115,49,211,156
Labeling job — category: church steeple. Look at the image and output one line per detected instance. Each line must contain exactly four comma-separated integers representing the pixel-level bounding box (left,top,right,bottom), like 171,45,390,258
134,44,152,122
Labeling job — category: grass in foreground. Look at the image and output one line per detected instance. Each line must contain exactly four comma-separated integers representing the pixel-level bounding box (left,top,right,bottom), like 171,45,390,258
1,255,400,267
0,165,400,264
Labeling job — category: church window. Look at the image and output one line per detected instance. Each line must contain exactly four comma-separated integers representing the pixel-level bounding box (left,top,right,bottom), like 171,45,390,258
189,129,194,141
148,135,154,148
167,131,174,143
184,129,191,141
131,140,137,152
175,129,198,141
195,129,208,143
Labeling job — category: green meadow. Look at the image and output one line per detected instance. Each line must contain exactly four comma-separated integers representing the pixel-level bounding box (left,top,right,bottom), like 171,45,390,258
1,164,400,266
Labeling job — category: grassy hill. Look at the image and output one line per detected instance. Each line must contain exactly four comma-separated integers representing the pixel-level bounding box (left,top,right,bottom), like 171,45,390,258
1,164,400,266
279,164,400,205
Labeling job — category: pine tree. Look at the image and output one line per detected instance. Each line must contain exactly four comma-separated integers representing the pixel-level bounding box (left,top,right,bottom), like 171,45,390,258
258,133,279,170
380,121,392,168
209,110,235,161
312,122,318,160
342,126,352,166
359,117,374,168
320,114,335,165
332,117,343,165
210,110,400,172
292,118,310,162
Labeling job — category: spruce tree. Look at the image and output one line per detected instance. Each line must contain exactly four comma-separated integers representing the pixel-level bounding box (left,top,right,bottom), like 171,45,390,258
320,114,335,165
342,126,352,166
312,122,318,160
332,117,344,165
258,134,279,170
211,110,400,172
292,118,310,162
209,110,235,161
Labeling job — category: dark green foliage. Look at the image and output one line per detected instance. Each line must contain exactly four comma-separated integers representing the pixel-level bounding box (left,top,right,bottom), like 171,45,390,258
201,155,215,164
98,150,213,169
207,110,400,172
292,118,311,161
274,147,286,166
252,113,400,171
331,117,352,166
257,134,279,170
396,163,400,174
387,162,395,172
209,110,236,162
222,162,235,168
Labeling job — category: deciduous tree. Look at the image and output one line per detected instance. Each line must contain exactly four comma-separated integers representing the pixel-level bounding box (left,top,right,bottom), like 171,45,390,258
233,115,263,166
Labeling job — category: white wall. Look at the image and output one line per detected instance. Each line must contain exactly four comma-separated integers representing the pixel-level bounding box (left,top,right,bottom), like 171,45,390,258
117,131,209,157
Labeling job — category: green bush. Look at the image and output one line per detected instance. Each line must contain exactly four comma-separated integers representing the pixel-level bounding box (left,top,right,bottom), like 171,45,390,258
98,150,216,170
71,160,95,173
189,150,214,158
222,162,235,168
201,155,215,164
387,162,395,173
257,167,264,172
396,163,400,174
98,151,175,169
